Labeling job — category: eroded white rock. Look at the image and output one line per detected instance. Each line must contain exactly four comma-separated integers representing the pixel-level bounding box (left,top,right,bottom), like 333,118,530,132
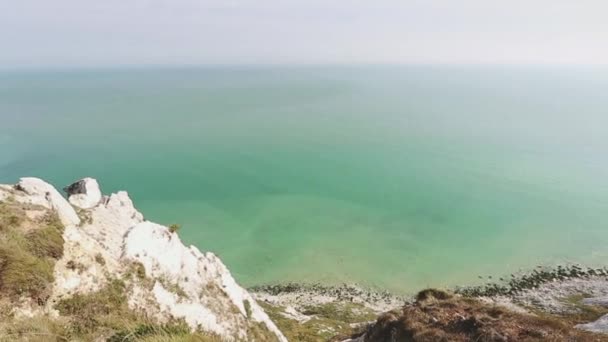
64,178,102,209
577,314,608,334
16,177,80,226
124,221,287,341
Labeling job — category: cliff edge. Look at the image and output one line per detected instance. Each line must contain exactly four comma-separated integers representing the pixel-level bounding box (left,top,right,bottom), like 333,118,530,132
0,177,286,342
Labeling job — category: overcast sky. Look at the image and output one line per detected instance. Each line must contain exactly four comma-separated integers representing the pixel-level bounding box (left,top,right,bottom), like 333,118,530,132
1,0,607,68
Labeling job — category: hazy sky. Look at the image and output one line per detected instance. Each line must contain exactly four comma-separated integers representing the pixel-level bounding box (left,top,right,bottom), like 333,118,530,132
1,0,607,68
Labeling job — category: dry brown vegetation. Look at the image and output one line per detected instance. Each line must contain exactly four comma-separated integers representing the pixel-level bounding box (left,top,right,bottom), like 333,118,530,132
260,301,376,342
0,199,63,304
3,266,224,341
354,289,608,342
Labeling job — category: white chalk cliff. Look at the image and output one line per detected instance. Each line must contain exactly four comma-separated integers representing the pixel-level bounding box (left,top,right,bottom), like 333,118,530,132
1,177,287,342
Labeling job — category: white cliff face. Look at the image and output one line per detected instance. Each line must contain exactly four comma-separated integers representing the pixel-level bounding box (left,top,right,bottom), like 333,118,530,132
14,177,81,227
124,221,286,340
1,177,286,342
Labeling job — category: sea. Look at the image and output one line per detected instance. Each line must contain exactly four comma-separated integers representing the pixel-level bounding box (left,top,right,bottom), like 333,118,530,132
1,65,607,293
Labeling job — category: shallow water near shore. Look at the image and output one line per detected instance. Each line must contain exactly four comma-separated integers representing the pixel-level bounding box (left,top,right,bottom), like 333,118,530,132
1,66,608,293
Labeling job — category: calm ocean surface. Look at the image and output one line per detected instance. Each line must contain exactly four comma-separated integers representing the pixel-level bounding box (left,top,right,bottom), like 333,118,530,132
1,66,607,292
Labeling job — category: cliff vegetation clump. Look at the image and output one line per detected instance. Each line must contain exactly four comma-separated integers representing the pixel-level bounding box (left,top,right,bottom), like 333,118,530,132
351,289,608,342
0,198,63,304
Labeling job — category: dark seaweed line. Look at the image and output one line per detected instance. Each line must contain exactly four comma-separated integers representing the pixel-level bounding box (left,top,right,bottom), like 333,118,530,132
456,265,608,297
250,282,405,305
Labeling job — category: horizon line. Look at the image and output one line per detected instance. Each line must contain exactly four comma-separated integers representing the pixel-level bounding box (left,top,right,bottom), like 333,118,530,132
2,62,608,73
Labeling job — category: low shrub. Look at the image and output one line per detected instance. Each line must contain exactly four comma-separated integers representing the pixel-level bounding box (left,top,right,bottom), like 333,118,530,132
415,288,452,302
95,253,106,266
56,279,128,333
108,322,191,342
0,202,24,231
244,299,252,318
0,243,54,303
0,204,64,304
0,316,69,342
27,225,64,259
55,279,226,341
169,224,181,234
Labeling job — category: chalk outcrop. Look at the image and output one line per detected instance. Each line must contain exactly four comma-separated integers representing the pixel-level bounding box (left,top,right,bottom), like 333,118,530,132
0,177,286,342
63,177,102,209
14,177,81,226
577,314,608,334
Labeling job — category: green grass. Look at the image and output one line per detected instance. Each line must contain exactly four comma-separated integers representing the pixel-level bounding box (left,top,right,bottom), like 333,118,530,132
0,201,63,304
107,322,224,342
0,314,224,342
54,279,226,341
301,302,377,324
169,224,181,234
55,279,129,333
0,214,22,231
0,202,24,231
0,245,55,302
558,294,608,325
27,224,65,259
0,316,70,342
158,276,188,299
137,334,222,342
259,301,374,342
244,300,252,318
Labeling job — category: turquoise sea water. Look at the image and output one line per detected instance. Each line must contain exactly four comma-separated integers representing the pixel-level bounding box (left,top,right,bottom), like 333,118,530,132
1,66,607,293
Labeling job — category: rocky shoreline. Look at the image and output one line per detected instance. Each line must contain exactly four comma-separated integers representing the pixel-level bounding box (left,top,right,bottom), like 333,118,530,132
251,266,608,341
251,283,406,314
